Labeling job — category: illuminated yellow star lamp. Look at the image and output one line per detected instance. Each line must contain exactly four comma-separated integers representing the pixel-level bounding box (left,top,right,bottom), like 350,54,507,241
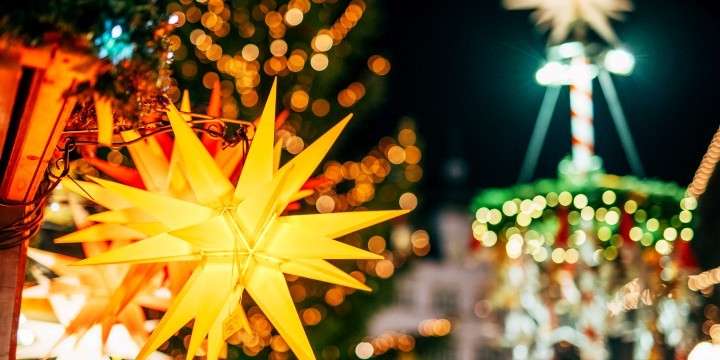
23,245,168,355
51,83,297,355
56,83,307,320
72,79,408,360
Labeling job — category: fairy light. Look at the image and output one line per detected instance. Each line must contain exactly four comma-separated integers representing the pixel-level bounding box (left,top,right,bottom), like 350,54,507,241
688,126,720,198
473,179,693,265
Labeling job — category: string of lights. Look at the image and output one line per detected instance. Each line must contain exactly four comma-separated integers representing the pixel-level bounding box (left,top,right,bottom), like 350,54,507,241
62,111,255,149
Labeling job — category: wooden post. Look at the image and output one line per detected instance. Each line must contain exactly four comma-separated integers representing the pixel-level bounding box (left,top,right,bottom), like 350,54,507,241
0,207,31,360
0,44,97,360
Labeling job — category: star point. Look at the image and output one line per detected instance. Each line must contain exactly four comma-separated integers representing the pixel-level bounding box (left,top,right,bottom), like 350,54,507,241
505,0,633,45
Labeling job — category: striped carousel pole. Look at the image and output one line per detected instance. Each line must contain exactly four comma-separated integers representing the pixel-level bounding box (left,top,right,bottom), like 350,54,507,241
569,55,595,174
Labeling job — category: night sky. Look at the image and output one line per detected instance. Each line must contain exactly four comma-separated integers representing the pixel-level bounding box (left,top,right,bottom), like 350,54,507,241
363,1,720,220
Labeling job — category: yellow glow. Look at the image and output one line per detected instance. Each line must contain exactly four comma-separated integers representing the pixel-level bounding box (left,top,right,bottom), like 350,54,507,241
605,210,619,225
634,209,647,223
302,308,322,326
568,211,580,225
313,34,334,52
202,72,219,89
206,44,223,61
285,8,304,26
288,53,306,72
290,90,310,112
265,11,283,28
405,165,423,182
573,194,588,208
189,29,205,44
376,259,395,279
680,228,694,241
311,99,330,117
310,53,329,71
398,129,416,146
580,206,594,221
571,230,586,245
640,233,653,246
655,240,672,255
558,191,572,206
241,90,259,107
488,209,502,225
214,22,230,37
201,11,219,29
602,190,616,205
242,44,260,61
481,231,497,247
347,81,365,99
681,197,698,211
629,227,643,241
325,287,345,306
679,210,692,223
533,195,547,210
368,236,386,254
399,192,417,210
270,40,289,56
594,207,606,221
502,201,518,216
506,239,523,259
315,195,335,214
337,89,355,108
508,233,523,244
605,246,618,260
472,221,486,238
433,319,451,336
551,248,565,263
663,227,677,241
525,230,539,240
476,207,489,223
598,227,611,241
386,146,405,165
196,35,212,51
624,200,638,214
107,150,124,166
520,199,533,214
516,213,531,227
398,335,415,352
646,218,660,232
565,248,579,264
368,55,391,76
546,192,559,207
186,6,201,23
411,230,430,249
533,247,548,262
404,146,421,165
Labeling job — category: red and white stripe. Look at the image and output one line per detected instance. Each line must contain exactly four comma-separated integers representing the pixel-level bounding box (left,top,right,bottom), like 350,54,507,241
569,55,595,173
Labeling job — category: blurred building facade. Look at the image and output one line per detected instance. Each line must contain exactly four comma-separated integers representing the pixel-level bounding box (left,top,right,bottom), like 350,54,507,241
369,194,509,359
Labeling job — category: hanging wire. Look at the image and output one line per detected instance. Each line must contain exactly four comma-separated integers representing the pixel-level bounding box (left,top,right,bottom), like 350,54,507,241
598,69,645,178
63,111,255,149
518,85,562,183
